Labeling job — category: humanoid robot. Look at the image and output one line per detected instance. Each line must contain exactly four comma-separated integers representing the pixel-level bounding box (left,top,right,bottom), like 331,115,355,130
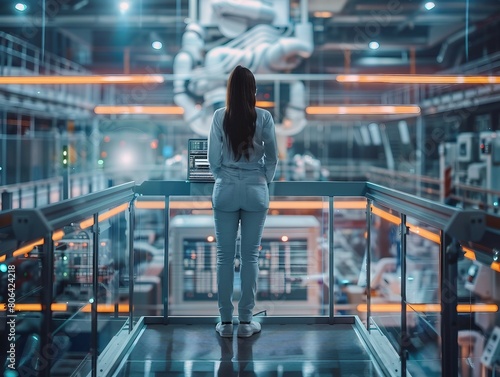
173,0,313,154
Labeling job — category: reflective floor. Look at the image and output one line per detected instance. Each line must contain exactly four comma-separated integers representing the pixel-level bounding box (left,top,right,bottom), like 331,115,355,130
114,323,383,376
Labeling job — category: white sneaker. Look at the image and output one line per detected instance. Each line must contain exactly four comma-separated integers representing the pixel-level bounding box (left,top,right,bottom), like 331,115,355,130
216,322,233,337
237,321,261,338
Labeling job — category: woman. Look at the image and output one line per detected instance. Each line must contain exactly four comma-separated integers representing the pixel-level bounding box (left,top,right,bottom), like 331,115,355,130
208,65,278,338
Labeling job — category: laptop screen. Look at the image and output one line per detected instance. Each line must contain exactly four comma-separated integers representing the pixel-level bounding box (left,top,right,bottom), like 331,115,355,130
187,139,214,182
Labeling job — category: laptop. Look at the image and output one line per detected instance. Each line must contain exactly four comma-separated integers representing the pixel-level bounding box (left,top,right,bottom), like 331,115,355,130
187,139,215,182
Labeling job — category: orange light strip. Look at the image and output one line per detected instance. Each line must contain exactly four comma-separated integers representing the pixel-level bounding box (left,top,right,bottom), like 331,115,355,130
462,246,500,273
409,226,441,244
80,203,129,230
12,230,64,257
357,303,499,313
255,101,275,108
81,304,130,313
306,105,421,115
12,239,44,257
0,255,5,262
0,303,68,312
371,206,441,244
0,303,131,313
136,200,367,210
337,74,500,85
371,207,401,225
0,75,164,85
462,246,476,261
94,105,184,115
314,11,333,18
12,230,66,257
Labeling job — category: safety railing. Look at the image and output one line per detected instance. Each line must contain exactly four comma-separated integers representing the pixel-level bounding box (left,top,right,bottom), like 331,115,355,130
0,172,109,211
0,181,499,377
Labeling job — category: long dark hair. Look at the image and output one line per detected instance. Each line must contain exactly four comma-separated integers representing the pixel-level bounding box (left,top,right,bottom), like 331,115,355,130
223,65,257,161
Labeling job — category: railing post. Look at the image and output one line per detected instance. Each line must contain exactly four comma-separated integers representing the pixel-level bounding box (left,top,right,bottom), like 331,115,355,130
440,234,459,377
328,196,334,323
400,214,408,376
163,196,170,322
365,200,372,331
91,213,99,377
2,190,13,210
40,233,54,377
33,184,38,207
128,200,135,331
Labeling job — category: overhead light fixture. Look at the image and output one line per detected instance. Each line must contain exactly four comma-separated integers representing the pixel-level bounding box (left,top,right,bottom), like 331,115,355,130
424,2,436,10
94,105,184,115
0,75,164,85
313,11,333,18
119,1,130,13
14,3,27,11
151,41,163,50
306,105,421,115
369,41,380,50
337,74,500,84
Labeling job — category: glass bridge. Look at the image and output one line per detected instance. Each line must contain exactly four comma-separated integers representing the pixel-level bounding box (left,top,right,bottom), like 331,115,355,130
0,181,499,377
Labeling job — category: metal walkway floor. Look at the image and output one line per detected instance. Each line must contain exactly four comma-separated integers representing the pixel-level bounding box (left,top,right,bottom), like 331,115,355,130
113,323,384,377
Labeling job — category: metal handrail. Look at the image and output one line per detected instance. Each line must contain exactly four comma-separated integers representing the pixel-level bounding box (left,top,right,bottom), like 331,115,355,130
0,182,136,254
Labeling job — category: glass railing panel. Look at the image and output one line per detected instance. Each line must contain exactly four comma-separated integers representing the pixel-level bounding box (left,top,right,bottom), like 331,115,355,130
1,244,44,375
367,203,402,354
405,305,441,377
167,196,329,317
50,223,94,376
404,217,442,376
405,216,440,305
47,203,129,376
333,196,367,316
95,203,131,354
133,198,165,320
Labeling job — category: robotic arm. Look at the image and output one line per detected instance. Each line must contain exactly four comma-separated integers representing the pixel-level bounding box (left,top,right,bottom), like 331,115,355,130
174,0,314,138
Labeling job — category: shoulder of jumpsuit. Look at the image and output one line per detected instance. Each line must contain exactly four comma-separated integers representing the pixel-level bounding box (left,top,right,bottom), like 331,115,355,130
255,107,273,127
213,107,226,121
256,106,271,119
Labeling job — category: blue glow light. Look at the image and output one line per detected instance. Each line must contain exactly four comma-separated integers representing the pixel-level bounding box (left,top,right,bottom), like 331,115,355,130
424,2,436,10
15,3,28,12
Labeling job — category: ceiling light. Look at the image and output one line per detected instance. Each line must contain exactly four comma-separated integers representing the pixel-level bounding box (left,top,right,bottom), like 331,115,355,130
313,11,333,18
424,2,435,10
94,105,184,115
119,1,130,13
0,75,164,85
336,74,500,84
151,41,163,50
15,3,27,11
369,41,380,50
306,105,421,115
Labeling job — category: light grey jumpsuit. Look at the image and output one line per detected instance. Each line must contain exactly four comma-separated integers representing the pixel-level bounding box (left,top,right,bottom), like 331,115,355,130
208,106,278,322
